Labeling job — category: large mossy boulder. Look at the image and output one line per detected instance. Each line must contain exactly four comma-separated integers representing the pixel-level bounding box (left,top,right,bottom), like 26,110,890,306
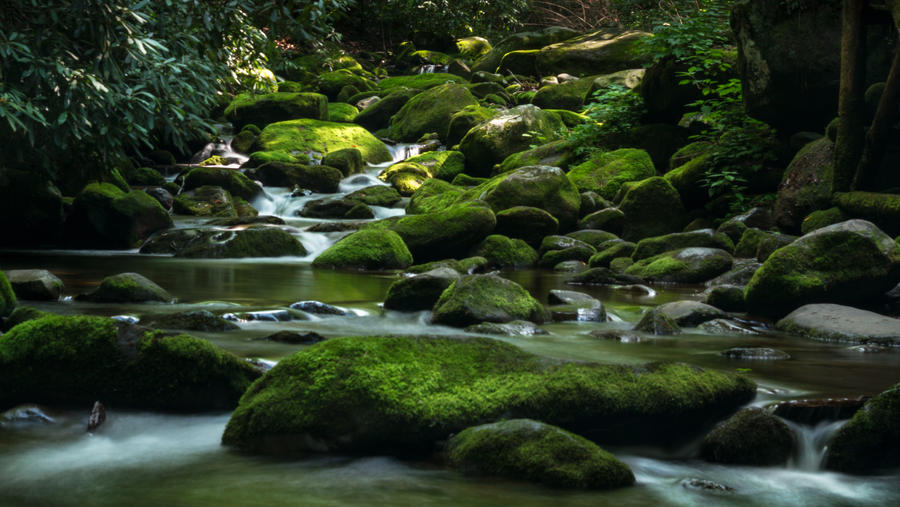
536,30,651,77
383,267,460,312
495,206,560,246
458,105,565,176
625,247,733,284
472,27,580,74
353,87,421,131
221,335,756,455
832,191,900,237
431,273,546,327
176,227,306,259
494,139,579,175
248,162,343,193
445,104,500,146
0,168,66,247
388,83,479,142
76,272,172,303
460,165,581,231
633,230,734,260
66,183,173,249
617,177,686,241
182,167,262,201
447,419,635,490
700,408,796,466
224,92,328,130
173,186,244,218
0,270,17,317
744,220,900,317
316,70,376,100
312,229,413,270
256,119,392,164
470,234,539,269
376,73,466,91
773,138,834,232
406,179,464,214
567,148,656,199
532,77,596,111
824,382,900,473
406,150,466,182
0,315,260,411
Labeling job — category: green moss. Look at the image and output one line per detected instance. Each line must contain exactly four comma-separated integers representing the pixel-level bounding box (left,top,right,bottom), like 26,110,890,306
406,150,466,182
532,77,596,111
247,150,302,166
431,274,545,326
257,118,392,164
589,242,635,268
241,124,262,135
183,167,261,200
618,176,686,241
346,185,401,207
406,178,463,214
313,229,413,270
173,186,238,218
0,270,18,317
177,227,305,259
408,50,451,65
456,36,492,59
69,184,172,249
2,306,50,331
663,153,712,209
801,207,847,235
352,87,420,131
633,231,734,261
447,419,634,489
824,382,900,473
317,70,375,100
378,161,432,196
568,148,656,199
536,30,650,77
327,102,359,123
388,83,479,143
77,272,172,303
224,92,328,129
376,73,466,91
0,315,259,410
734,228,766,258
322,148,363,177
445,104,501,146
833,192,900,236
700,408,796,466
494,140,579,175
470,234,539,269
625,247,733,283
122,166,165,187
221,335,757,454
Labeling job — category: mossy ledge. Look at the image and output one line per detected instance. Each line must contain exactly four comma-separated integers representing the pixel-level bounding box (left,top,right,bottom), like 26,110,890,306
221,335,756,456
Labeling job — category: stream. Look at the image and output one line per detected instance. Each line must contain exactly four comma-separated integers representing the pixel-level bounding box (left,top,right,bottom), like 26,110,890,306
1,143,899,506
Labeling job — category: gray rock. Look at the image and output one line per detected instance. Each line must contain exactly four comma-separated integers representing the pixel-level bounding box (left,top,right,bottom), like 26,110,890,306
633,308,680,335
5,269,63,300
720,347,789,360
701,320,759,336
656,300,726,327
776,304,900,346
465,320,548,336
289,301,348,316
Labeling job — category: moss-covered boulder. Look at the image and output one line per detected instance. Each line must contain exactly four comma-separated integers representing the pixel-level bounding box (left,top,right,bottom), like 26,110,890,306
447,419,634,489
617,177,686,241
495,206,559,246
700,408,796,466
383,267,460,312
625,247,733,284
2,306,51,332
445,104,500,147
431,274,545,327
221,335,756,455
579,208,625,234
299,198,374,220
249,162,343,193
494,139,579,175
744,220,900,317
353,87,421,131
0,270,17,317
568,149,656,199
256,119,392,165
345,185,402,208
405,179,464,214
406,150,466,182
224,92,328,130
173,186,242,218
388,83,479,143
76,272,171,303
175,227,306,259
824,382,900,473
458,105,564,176
633,308,680,335
313,229,413,270
472,27,580,74
833,192,900,237
470,234,539,269
536,30,651,77
327,102,359,123
65,183,173,249
663,152,712,210
376,73,466,91
772,138,834,232
4,269,62,301
801,207,847,235
182,167,262,201
0,315,260,411
460,165,581,231
588,240,635,268
316,70,376,100
378,161,432,196
457,36,492,59
322,148,364,177
139,310,239,332
532,77,595,111
633,230,734,260
121,166,166,187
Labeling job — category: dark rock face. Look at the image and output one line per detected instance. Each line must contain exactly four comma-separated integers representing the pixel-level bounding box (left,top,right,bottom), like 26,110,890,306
773,398,867,425
700,408,796,466
5,269,63,301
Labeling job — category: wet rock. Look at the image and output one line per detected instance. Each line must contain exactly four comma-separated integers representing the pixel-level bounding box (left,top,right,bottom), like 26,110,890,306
313,229,413,271
175,227,306,259
720,347,789,360
566,268,644,286
617,177,687,241
655,301,726,327
625,248,733,284
298,198,374,220
578,208,625,234
633,308,680,335
470,234,539,270
206,215,286,227
776,304,900,346
223,309,294,322
65,183,173,249
700,319,759,336
772,138,834,232
87,401,106,432
289,301,347,316
772,398,867,425
77,272,172,303
589,329,646,343
495,206,559,247
446,419,635,489
354,87,419,131
705,259,761,287
824,383,900,473
249,162,343,194
322,148,364,177
304,222,364,233
554,260,588,273
536,29,650,77
567,148,655,199
173,185,242,218
680,478,735,494
388,83,479,143
704,285,745,312
257,330,327,344
633,230,734,261
145,186,174,210
5,269,63,301
566,230,619,249
431,274,546,327
223,91,328,130
345,185,402,207
588,240,636,268
182,167,262,201
140,310,239,332
1,404,55,424
465,320,549,336
700,408,796,466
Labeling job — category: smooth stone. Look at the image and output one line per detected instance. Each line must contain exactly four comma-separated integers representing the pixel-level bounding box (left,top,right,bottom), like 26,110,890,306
289,301,347,316
776,304,900,346
465,320,549,336
655,300,726,327
5,269,63,300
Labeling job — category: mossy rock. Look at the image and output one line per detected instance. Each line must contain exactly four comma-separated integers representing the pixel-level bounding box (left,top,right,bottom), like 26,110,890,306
322,148,364,177
456,36,492,60
625,247,734,284
316,70,376,100
246,150,302,167
568,149,656,199
406,150,466,182
182,167,262,201
540,246,596,268
663,153,712,209
459,165,581,231
377,201,497,262
700,408,796,466
224,92,328,130
633,308,680,335
377,73,466,91
122,166,166,187
77,272,170,303
299,198,374,220
705,285,746,312
447,419,634,489
824,382,900,473
633,229,734,260
833,191,900,237
432,274,545,327
472,27,581,74
406,50,452,66
406,179,464,214
445,104,500,146
773,137,834,232
566,230,619,248
176,227,306,259
327,102,359,123
140,310,239,332
451,173,488,186
378,161,432,196
496,49,539,76
801,207,847,235
470,234,539,269
221,335,756,455
249,162,343,193
257,119,392,165
231,130,257,154
495,206,560,246
532,76,595,111
173,186,239,218
536,30,651,77
588,241,636,268
388,83,479,143
459,105,565,176
744,220,900,317
346,185,402,207
578,208,625,235
0,270,18,318
494,139,578,175
2,306,52,332
655,300,726,327
313,229,413,270
383,267,460,311
0,315,260,411
66,183,173,249
618,177,686,241
353,87,421,131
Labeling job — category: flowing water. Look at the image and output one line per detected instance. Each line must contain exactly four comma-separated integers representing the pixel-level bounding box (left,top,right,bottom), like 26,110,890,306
1,144,899,505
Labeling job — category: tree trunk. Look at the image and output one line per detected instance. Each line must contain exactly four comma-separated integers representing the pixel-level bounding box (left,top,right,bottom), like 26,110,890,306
833,0,867,192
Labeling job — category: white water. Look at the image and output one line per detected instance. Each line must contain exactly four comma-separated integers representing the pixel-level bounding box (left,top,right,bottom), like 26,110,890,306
784,419,847,471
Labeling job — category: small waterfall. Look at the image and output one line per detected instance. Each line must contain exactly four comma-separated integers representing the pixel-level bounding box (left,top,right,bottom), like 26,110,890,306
385,142,426,163
417,64,449,74
784,419,847,471
189,136,249,167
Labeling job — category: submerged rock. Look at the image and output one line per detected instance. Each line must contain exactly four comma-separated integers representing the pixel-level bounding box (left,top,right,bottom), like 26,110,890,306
289,301,347,316
257,330,327,344
221,335,756,455
700,408,796,466
446,419,635,489
77,272,172,303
